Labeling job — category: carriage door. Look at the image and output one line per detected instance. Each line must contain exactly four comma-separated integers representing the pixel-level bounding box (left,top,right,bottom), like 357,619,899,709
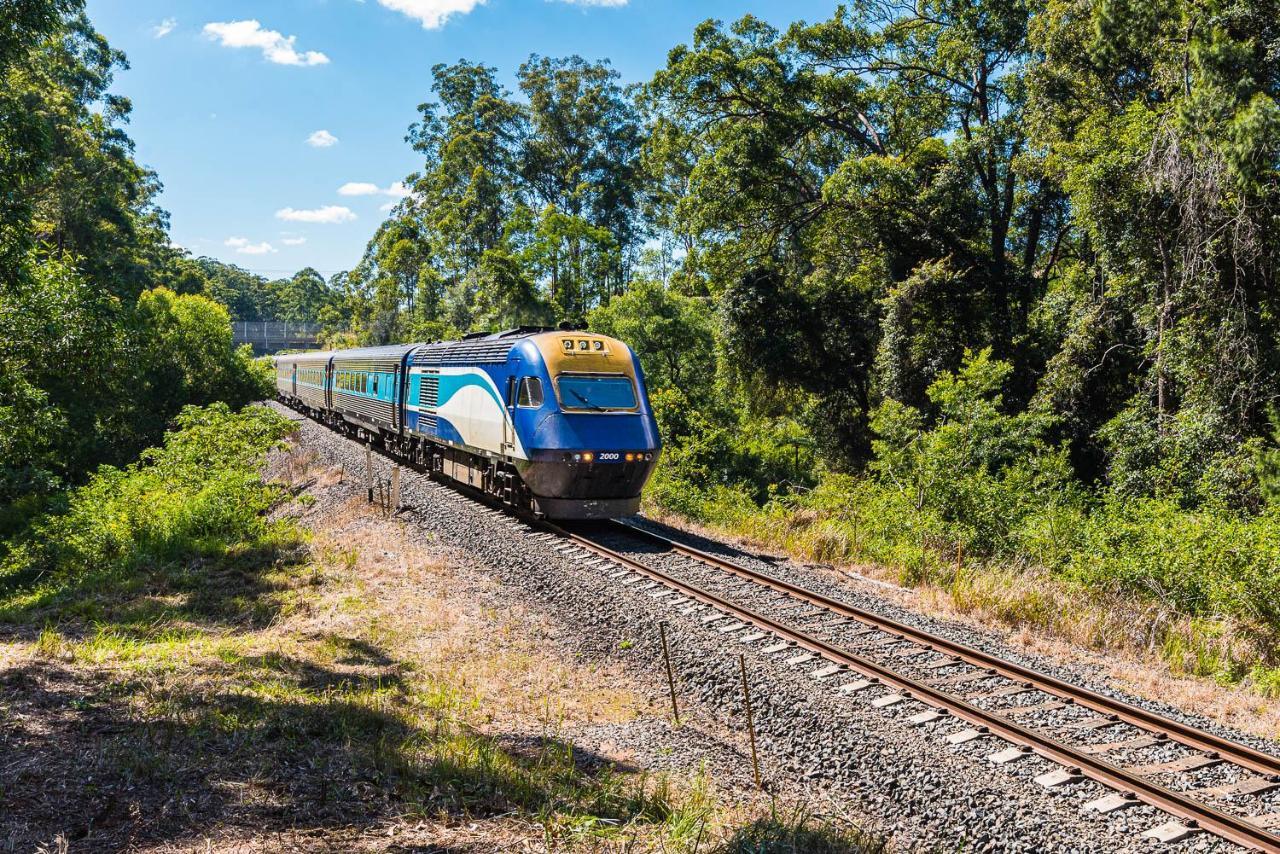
503,369,518,458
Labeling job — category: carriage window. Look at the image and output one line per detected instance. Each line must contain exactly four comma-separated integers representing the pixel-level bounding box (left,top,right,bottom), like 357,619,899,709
372,374,379,395
517,377,543,408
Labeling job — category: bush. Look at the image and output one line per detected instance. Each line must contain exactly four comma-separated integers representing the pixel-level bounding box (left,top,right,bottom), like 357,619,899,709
1065,497,1280,631
868,348,1081,556
0,403,296,620
643,350,1280,685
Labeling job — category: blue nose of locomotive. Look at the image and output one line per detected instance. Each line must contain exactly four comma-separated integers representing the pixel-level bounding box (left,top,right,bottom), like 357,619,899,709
518,410,661,518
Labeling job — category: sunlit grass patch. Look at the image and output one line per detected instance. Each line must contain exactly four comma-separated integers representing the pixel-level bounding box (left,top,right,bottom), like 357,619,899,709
0,404,301,629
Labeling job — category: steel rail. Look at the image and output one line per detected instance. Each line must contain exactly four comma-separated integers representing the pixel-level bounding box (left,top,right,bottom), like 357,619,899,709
609,520,1280,782
547,521,1280,852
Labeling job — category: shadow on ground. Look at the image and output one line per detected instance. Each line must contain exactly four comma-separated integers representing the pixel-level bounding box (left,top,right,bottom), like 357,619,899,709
0,647,657,852
0,532,307,643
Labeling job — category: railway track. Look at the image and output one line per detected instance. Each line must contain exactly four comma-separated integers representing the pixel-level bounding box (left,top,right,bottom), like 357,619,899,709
290,402,1280,849
542,519,1280,851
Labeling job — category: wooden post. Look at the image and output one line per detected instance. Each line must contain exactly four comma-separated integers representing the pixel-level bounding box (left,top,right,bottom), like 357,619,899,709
955,539,964,577
738,654,761,789
659,622,680,727
392,465,401,512
365,445,373,504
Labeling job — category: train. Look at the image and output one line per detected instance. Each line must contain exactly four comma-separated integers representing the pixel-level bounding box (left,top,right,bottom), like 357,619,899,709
274,326,661,519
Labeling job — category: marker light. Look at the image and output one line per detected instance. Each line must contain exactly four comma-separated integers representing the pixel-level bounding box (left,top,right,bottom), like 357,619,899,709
573,453,582,461
579,339,590,350
625,452,635,462
593,341,604,351
582,452,594,463
644,453,653,461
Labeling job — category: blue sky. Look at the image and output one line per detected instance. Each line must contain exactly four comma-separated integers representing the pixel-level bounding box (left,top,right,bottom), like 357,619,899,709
85,0,837,280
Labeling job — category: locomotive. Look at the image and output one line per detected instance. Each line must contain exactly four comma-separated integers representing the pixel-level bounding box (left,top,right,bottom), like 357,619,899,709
275,327,661,519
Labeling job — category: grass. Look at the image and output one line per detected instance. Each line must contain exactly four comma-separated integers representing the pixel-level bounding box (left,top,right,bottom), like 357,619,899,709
715,805,887,854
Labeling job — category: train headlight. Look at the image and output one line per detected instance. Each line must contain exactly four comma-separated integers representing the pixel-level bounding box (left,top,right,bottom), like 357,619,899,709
573,453,582,461
625,452,635,462
644,453,653,461
582,452,594,463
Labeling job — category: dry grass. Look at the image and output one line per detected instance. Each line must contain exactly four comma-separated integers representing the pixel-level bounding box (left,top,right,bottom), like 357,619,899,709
643,505,1280,741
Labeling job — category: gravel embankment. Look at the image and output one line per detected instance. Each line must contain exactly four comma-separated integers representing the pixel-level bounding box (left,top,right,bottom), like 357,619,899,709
271,402,1272,852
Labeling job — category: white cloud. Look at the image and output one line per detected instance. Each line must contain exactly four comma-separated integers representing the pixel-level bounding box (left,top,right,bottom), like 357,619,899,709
379,201,398,212
276,205,357,224
281,236,308,246
203,20,330,66
338,182,380,196
152,18,177,38
307,129,339,148
376,0,485,29
225,236,277,255
339,180,410,198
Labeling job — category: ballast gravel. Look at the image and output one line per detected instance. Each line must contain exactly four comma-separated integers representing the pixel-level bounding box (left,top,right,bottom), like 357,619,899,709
270,402,1277,852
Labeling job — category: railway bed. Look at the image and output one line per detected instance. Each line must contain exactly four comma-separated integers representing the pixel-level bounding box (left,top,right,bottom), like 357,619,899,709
275,399,1280,851
557,520,1280,851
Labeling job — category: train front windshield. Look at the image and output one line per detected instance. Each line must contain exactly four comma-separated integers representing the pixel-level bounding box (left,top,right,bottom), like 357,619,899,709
557,374,637,411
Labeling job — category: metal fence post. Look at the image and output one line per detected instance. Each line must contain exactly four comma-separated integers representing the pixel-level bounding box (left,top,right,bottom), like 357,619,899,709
739,653,762,789
659,622,680,727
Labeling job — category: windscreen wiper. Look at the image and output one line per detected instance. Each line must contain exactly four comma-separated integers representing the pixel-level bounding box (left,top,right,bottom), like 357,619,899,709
570,389,606,411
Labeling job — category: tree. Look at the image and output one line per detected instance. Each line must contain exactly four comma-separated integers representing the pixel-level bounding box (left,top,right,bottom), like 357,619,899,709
0,5,271,519
407,60,522,282
0,0,78,278
587,277,716,393
273,267,335,324
197,257,274,320
517,55,644,302
1028,0,1280,497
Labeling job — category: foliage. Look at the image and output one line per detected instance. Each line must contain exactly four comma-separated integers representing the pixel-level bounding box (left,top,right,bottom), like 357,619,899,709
0,403,296,620
0,6,276,523
337,54,643,344
587,277,715,393
0,250,270,519
869,349,1075,555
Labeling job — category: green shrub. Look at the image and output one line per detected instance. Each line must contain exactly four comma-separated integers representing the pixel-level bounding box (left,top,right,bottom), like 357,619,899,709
1065,497,1280,631
0,403,296,620
644,350,1280,685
